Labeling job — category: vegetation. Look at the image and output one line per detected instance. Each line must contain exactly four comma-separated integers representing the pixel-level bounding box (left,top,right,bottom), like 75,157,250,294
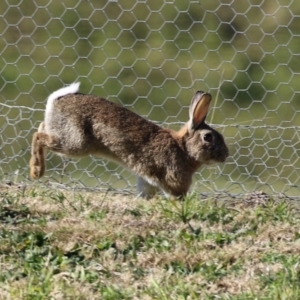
1,185,300,299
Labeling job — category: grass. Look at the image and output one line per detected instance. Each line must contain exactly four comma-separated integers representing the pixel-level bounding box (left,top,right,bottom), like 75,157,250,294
0,185,300,299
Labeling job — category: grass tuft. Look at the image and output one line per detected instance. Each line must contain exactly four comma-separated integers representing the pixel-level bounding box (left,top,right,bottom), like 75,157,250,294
0,186,300,299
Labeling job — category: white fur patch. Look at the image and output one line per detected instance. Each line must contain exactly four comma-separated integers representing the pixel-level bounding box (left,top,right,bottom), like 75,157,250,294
45,82,80,124
137,175,171,199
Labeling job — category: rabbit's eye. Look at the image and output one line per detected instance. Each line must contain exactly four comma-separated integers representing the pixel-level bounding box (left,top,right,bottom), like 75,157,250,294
203,133,213,142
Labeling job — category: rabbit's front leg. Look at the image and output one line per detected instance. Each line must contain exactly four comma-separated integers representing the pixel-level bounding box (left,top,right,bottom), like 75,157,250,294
137,176,159,199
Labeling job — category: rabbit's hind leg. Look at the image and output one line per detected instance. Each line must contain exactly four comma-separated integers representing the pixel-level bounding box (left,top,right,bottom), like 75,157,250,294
29,123,61,179
30,131,46,180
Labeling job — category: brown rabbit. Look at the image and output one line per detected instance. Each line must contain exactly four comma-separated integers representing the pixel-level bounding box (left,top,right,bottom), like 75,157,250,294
29,83,228,199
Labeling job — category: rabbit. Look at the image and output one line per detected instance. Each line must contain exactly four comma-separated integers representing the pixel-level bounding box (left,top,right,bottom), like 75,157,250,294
29,82,229,199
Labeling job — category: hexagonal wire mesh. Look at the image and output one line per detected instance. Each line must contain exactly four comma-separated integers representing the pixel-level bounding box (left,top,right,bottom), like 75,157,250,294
0,0,299,197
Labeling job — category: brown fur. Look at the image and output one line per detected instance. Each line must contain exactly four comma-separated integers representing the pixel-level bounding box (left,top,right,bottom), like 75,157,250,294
30,88,228,198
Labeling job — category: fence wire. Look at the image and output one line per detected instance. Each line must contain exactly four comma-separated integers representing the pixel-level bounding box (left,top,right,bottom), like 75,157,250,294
0,0,300,197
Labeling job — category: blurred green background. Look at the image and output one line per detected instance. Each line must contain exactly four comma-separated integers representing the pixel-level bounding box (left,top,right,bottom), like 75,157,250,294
0,0,300,196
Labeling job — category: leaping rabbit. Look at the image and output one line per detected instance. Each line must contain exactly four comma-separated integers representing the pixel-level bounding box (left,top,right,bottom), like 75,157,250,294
29,83,228,199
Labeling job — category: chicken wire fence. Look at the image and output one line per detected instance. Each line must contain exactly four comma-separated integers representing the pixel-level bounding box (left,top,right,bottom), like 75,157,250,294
0,0,300,197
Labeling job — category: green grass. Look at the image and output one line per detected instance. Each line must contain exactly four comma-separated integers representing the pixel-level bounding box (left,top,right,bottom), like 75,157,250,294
0,186,300,299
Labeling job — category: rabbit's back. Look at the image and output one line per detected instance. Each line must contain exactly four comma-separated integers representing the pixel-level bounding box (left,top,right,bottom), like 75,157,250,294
45,94,163,159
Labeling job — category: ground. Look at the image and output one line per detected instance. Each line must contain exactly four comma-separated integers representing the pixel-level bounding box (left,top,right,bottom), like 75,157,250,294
0,183,300,299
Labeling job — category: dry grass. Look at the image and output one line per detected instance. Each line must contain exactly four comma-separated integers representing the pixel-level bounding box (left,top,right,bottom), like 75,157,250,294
0,184,300,299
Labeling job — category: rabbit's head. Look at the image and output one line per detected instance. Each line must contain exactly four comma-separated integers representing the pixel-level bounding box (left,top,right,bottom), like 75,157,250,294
179,91,229,166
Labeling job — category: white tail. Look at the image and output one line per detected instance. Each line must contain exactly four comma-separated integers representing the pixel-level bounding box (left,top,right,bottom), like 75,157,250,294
45,82,81,125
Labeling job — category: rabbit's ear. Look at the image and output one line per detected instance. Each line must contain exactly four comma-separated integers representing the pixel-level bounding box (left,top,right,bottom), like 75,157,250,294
189,91,212,131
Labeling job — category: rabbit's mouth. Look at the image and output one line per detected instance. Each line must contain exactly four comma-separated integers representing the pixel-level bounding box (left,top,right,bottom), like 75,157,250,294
209,137,229,164
214,154,228,163
201,146,229,165
205,156,227,165
213,147,229,163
